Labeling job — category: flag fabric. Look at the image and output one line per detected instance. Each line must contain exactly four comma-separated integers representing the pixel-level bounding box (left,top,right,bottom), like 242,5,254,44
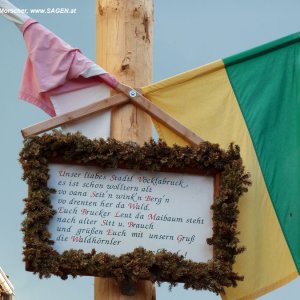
0,0,119,117
19,18,118,117
142,33,300,300
1,1,118,120
2,1,120,140
0,0,119,139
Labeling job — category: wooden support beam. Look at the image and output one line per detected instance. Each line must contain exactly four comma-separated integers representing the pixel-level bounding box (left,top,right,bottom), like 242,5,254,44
21,92,130,138
117,84,204,146
21,87,204,146
131,95,203,146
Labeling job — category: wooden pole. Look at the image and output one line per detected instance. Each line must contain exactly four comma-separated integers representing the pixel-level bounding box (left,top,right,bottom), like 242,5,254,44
95,0,154,299
96,0,153,143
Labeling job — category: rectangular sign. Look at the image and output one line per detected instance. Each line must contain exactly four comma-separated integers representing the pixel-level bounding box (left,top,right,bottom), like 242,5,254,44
48,163,214,262
21,134,249,290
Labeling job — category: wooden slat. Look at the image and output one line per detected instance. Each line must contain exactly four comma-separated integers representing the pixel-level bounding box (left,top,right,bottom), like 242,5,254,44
117,84,204,146
132,94,204,146
21,86,204,146
21,85,204,146
21,92,130,138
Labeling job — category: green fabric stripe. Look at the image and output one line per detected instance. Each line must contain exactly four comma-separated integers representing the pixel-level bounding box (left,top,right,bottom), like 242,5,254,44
224,33,300,66
225,37,300,272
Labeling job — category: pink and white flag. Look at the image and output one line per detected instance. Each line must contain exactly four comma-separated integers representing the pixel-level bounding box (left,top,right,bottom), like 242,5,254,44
1,0,119,139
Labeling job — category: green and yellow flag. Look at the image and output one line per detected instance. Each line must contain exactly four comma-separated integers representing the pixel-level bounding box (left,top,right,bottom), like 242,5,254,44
142,33,300,300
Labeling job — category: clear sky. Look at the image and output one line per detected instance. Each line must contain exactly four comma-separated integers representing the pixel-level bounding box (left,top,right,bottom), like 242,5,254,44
1,0,300,299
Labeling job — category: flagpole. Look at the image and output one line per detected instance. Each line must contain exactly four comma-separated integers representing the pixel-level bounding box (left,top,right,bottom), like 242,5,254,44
95,0,154,299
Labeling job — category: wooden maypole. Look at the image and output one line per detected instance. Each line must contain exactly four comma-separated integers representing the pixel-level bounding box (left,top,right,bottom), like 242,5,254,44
95,0,155,299
96,0,153,143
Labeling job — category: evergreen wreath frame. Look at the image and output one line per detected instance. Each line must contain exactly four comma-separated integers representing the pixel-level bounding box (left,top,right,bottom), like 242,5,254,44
20,131,250,295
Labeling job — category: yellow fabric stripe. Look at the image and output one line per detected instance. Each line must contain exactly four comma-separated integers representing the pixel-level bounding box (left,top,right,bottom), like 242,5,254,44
141,60,297,300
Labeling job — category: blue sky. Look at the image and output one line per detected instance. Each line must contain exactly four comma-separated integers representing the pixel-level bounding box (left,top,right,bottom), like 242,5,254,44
1,0,300,299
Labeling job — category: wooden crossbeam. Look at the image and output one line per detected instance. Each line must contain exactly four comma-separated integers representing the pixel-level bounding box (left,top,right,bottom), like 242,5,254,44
21,84,204,146
117,84,204,146
21,92,130,138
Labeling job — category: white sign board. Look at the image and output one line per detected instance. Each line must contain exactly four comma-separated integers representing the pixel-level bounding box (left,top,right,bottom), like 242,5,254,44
48,163,214,262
